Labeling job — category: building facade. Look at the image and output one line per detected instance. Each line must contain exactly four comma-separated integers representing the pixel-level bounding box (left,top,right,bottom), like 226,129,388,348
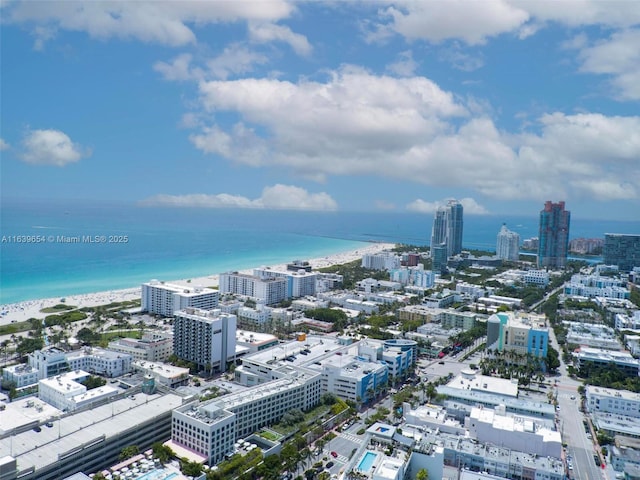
604,234,640,272
141,281,219,317
107,331,173,362
173,308,237,373
537,201,570,269
218,272,287,305
430,200,464,258
496,224,520,262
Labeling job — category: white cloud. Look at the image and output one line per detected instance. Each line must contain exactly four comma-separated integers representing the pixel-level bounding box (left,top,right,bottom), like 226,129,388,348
439,45,484,72
139,184,337,211
248,22,312,56
206,44,269,79
371,1,640,46
21,129,90,166
459,197,490,215
576,29,640,101
188,68,640,202
386,50,418,77
375,1,530,45
153,53,203,82
405,199,442,214
4,0,295,48
0,138,9,151
406,198,489,215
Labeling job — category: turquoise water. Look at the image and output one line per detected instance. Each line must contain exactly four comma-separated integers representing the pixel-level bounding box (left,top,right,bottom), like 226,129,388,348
358,451,377,471
2,199,639,304
133,468,178,480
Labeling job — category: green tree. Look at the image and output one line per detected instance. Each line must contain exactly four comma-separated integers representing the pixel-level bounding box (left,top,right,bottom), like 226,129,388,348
416,468,429,480
152,442,174,464
181,458,203,476
119,445,139,461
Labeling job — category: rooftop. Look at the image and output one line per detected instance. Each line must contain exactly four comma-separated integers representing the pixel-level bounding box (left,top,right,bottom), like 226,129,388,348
0,392,184,475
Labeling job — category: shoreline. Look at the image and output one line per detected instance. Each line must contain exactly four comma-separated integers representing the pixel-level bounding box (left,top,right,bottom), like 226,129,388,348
0,242,396,326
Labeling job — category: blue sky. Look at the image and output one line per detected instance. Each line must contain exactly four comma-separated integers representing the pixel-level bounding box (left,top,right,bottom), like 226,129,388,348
1,1,639,220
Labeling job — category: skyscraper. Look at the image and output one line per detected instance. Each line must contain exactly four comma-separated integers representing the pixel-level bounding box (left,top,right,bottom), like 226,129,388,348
604,234,640,271
537,201,570,269
496,223,520,261
430,199,464,257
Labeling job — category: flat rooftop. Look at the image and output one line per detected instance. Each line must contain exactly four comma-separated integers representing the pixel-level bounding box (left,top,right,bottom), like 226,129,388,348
0,397,61,435
236,329,278,346
240,335,348,368
586,385,640,402
446,373,519,398
143,281,217,297
0,392,184,475
133,360,189,379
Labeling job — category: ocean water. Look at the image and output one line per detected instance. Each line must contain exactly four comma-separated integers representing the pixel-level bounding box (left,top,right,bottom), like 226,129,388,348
1,200,639,304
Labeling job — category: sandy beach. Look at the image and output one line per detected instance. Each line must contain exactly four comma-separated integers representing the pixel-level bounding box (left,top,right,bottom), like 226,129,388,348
0,242,396,326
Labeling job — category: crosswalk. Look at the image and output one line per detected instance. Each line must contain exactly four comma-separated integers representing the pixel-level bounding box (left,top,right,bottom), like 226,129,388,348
340,432,361,443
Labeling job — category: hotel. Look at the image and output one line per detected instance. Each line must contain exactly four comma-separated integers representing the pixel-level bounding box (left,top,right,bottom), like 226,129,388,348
173,308,237,373
141,281,219,317
218,272,287,305
171,369,322,464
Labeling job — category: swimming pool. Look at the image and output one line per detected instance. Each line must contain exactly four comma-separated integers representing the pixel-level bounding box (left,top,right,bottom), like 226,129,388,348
133,468,179,480
358,451,378,472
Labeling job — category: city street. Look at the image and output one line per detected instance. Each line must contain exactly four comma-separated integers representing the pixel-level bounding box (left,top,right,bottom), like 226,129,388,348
549,326,606,480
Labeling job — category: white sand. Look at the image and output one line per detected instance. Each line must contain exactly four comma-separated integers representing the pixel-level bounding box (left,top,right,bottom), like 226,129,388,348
0,242,396,325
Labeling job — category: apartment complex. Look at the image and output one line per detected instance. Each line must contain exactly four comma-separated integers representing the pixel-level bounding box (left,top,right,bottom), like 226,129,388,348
585,386,640,417
573,347,640,377
173,308,237,373
253,267,318,298
430,199,464,257
537,200,570,269
564,272,629,299
38,370,118,412
486,312,548,361
361,252,402,271
107,331,173,362
141,281,219,317
496,224,520,261
604,234,640,271
171,369,322,464
219,272,288,305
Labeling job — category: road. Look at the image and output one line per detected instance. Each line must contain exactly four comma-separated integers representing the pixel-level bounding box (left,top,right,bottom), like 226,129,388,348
548,326,606,480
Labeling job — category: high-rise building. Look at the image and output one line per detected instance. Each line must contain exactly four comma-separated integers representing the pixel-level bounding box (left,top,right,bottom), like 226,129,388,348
430,199,464,257
496,223,520,261
537,201,570,269
173,308,237,373
604,234,640,271
141,281,219,317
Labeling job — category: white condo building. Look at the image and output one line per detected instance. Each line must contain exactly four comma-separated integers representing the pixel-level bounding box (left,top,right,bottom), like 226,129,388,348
142,281,219,317
38,370,118,411
496,224,520,262
219,272,288,305
468,406,562,458
171,369,321,464
361,252,402,271
253,267,318,298
585,386,640,417
66,347,132,378
173,308,237,373
108,331,173,361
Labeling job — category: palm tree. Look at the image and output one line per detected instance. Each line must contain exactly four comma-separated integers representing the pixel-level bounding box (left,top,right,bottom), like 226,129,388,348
416,468,429,480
